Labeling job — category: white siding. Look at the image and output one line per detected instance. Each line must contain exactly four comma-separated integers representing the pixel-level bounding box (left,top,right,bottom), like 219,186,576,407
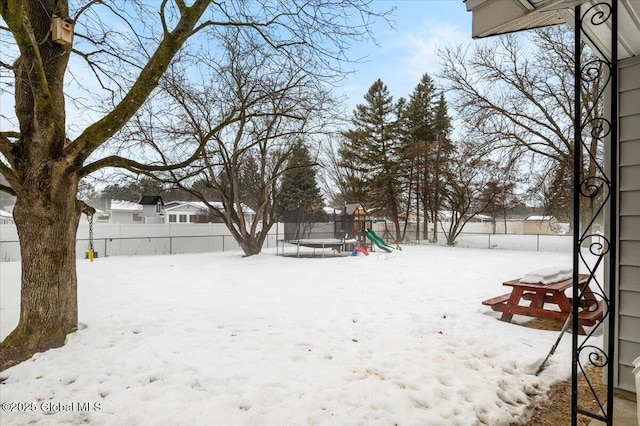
616,56,640,392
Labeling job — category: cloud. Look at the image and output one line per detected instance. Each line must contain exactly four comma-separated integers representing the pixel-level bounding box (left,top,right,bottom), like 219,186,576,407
339,2,474,111
383,20,471,94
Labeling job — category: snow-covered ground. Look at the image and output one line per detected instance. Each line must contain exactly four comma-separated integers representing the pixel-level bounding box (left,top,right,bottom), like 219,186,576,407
0,245,600,425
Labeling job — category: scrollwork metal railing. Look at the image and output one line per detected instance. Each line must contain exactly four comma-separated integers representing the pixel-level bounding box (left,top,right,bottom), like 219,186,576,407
572,2,618,425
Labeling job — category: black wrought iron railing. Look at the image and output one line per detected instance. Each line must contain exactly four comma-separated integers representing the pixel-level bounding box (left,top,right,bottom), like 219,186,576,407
572,2,618,425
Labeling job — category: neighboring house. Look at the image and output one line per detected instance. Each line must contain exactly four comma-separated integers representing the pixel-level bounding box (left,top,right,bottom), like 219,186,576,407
138,195,165,224
107,199,256,225
437,210,492,223
0,175,16,209
465,0,639,412
0,209,13,225
163,201,256,225
108,200,143,224
93,208,110,223
467,213,492,223
163,201,208,224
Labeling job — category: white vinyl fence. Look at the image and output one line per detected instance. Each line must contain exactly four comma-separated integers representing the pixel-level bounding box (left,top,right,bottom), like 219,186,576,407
0,223,280,262
0,221,576,263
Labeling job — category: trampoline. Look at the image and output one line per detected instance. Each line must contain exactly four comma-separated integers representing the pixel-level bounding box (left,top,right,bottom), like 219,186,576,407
289,238,357,249
276,202,371,257
278,238,357,258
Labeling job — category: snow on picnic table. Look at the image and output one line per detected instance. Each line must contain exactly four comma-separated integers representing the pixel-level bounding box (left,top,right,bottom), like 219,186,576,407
0,245,600,425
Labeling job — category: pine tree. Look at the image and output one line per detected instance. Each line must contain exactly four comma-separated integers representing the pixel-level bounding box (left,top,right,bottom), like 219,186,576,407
336,130,369,204
404,74,454,242
544,161,573,226
277,142,327,238
429,94,455,241
340,79,404,241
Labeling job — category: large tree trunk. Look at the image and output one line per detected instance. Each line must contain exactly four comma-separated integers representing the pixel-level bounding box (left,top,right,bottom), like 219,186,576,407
233,225,272,256
1,0,212,363
238,239,262,256
2,169,82,354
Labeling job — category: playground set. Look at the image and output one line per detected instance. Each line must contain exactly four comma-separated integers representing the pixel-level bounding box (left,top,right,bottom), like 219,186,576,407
279,203,401,257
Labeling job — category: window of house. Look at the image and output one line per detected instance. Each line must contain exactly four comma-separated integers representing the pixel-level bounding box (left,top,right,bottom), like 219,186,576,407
168,214,177,223
179,214,188,223
132,213,142,222
189,215,195,223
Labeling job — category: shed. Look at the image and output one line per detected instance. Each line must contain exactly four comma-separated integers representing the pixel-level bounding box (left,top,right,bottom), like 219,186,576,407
523,215,558,235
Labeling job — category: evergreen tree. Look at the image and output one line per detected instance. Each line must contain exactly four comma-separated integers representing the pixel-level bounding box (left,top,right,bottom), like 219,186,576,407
277,142,327,238
236,152,264,212
404,73,436,240
100,177,166,202
543,160,573,226
428,93,455,241
340,79,404,240
404,74,454,242
336,131,369,204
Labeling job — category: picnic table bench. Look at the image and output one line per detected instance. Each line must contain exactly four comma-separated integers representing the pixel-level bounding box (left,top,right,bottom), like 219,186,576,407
482,273,604,335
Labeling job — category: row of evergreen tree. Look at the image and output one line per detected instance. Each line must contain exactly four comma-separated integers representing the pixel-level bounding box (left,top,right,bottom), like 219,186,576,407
275,73,521,245
336,74,454,242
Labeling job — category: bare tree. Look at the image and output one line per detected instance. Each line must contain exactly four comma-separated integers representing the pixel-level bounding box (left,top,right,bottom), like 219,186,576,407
134,29,338,256
0,0,388,359
439,146,504,246
477,166,521,234
317,134,353,207
438,26,603,229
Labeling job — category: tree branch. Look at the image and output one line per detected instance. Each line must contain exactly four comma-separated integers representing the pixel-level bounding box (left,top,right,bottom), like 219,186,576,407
0,159,20,195
80,140,204,177
2,0,50,107
0,183,17,196
66,0,212,163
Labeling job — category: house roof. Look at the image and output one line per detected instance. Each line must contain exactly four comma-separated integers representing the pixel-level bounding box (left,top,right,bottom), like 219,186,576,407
109,200,142,211
163,201,208,213
339,203,367,216
525,215,554,221
465,0,640,60
163,201,255,215
138,195,164,205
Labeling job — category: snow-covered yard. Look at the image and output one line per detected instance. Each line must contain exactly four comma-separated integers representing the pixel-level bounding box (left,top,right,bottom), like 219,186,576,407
0,245,600,425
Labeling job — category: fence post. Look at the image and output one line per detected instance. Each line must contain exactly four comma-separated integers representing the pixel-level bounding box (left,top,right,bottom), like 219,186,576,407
537,234,540,252
222,235,225,252
170,236,173,255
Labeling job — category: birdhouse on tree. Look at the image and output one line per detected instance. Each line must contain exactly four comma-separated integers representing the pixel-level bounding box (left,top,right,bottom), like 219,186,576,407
51,15,74,46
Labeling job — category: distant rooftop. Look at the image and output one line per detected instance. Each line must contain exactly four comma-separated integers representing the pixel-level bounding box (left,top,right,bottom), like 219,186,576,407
138,195,164,206
525,215,553,221
109,200,142,211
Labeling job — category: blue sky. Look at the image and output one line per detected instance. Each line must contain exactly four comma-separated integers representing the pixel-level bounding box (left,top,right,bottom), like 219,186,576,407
0,1,474,136
339,0,472,112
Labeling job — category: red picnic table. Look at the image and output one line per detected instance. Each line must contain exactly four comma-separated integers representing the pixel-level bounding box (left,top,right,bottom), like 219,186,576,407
482,273,604,335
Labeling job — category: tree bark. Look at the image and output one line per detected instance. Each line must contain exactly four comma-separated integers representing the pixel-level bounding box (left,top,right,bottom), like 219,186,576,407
2,166,82,353
237,237,263,256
